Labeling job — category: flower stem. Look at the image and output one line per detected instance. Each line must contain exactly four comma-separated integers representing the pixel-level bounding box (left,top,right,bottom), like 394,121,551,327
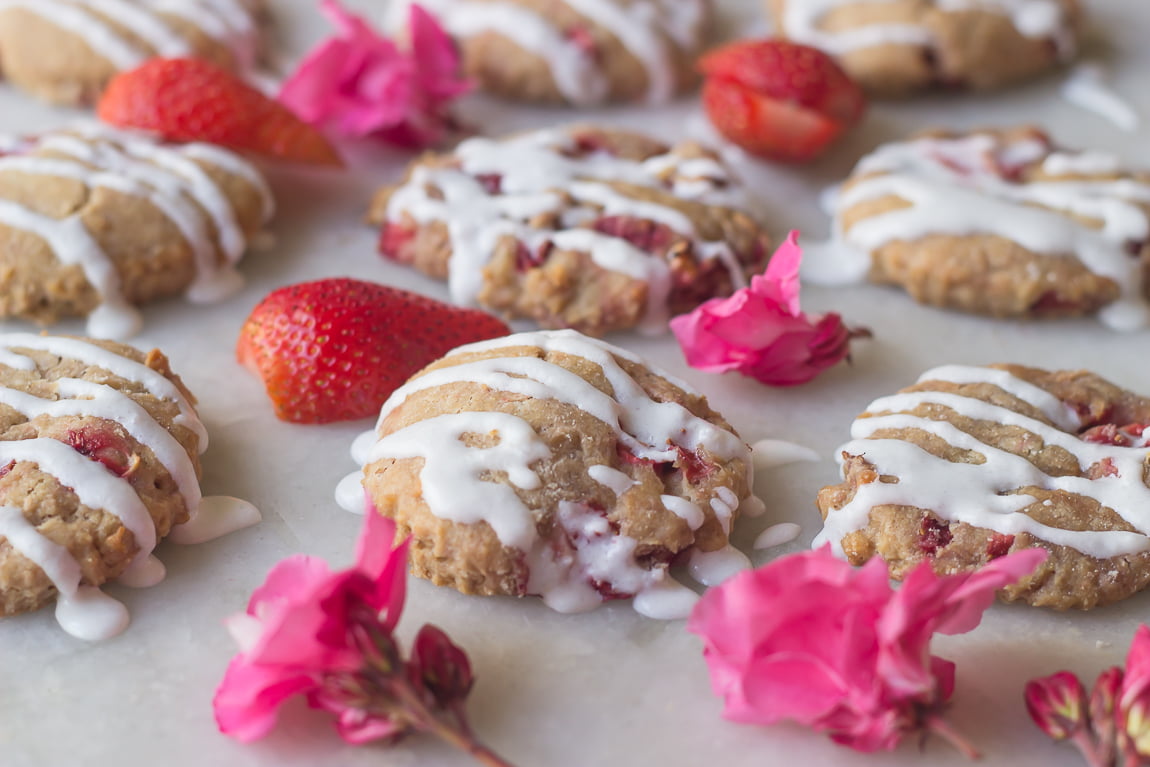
383,677,518,767
1070,728,1112,767
925,715,982,760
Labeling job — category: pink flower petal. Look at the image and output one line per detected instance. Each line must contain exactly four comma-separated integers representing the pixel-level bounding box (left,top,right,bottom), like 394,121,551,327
214,658,319,742
760,230,803,316
692,545,1038,754
670,230,866,387
277,0,470,148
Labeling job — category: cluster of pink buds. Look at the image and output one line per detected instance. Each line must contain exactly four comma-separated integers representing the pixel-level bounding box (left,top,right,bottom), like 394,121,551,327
1026,626,1150,767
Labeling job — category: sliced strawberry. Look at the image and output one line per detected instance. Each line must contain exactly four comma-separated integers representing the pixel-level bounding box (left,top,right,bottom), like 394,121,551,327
236,278,511,424
98,58,342,166
699,39,866,163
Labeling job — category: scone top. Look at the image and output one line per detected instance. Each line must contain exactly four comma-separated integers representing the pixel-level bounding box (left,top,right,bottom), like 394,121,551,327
373,124,771,336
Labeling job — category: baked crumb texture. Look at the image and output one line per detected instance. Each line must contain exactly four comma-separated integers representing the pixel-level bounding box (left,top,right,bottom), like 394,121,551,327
370,125,771,337
816,363,1150,610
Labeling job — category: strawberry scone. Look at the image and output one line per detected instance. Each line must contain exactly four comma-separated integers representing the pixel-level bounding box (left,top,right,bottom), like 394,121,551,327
816,364,1150,610
338,329,758,619
369,125,771,336
384,0,711,105
0,0,265,105
0,124,274,339
810,126,1150,331
0,333,259,640
768,0,1081,96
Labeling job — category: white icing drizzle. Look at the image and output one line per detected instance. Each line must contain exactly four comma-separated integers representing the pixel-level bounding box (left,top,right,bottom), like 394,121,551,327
376,330,748,463
334,471,368,516
385,127,748,334
588,464,637,495
0,333,206,444
0,334,260,639
916,364,1081,429
631,578,698,620
167,496,261,544
812,132,1150,331
1044,151,1123,177
815,365,1150,559
687,544,751,586
754,522,802,550
0,0,260,73
1062,63,1141,133
0,126,271,336
660,494,704,530
751,439,821,469
384,0,707,104
782,0,1075,60
346,329,754,618
365,412,550,550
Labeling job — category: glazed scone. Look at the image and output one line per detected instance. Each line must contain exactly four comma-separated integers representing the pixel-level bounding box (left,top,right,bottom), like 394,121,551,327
811,127,1150,331
340,329,756,619
369,125,771,336
0,333,258,640
0,0,265,105
0,124,275,339
385,0,711,105
815,364,1150,610
768,0,1081,96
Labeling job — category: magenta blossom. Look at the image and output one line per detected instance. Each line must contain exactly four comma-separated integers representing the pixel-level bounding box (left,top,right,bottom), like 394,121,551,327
213,510,514,766
214,508,410,741
278,0,470,148
689,545,1046,756
669,231,868,386
1027,625,1150,767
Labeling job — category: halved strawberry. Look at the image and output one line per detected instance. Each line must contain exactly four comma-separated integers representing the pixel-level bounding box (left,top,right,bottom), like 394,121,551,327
699,39,866,163
237,278,511,423
98,58,342,166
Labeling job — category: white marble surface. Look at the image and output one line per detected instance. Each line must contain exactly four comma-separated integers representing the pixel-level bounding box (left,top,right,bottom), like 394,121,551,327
1,1,1149,765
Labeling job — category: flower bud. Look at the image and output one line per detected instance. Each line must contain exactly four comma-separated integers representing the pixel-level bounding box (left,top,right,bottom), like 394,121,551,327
1025,671,1088,741
410,623,475,709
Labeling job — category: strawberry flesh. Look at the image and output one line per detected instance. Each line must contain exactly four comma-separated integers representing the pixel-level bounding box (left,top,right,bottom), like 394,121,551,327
699,39,866,163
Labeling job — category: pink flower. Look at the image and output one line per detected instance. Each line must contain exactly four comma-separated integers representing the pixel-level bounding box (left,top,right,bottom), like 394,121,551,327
669,231,868,386
214,508,409,742
278,1,470,148
689,545,1046,755
213,511,516,766
1029,625,1150,767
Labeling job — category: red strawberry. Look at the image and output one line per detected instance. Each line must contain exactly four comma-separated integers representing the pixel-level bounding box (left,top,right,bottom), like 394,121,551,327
98,58,342,166
236,278,511,423
699,39,866,163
